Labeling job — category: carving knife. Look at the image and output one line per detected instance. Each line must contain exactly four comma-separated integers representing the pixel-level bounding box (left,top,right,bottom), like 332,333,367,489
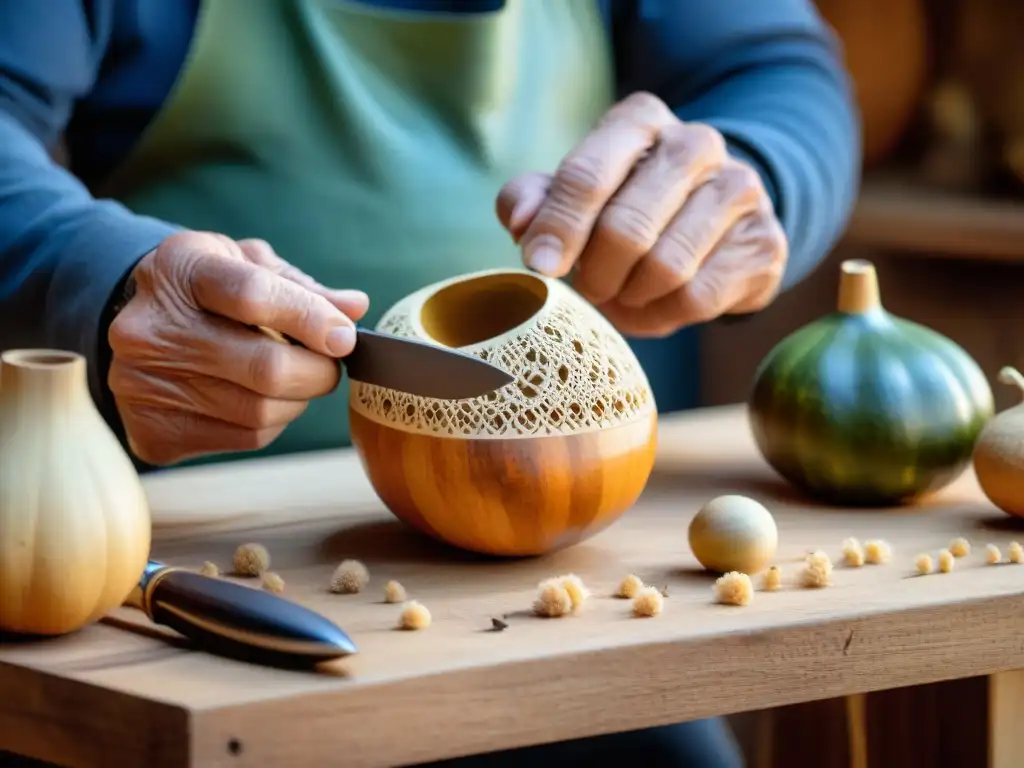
123,560,357,668
256,324,515,400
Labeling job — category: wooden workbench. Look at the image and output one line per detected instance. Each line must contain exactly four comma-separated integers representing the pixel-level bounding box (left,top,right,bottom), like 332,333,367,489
2,405,1023,767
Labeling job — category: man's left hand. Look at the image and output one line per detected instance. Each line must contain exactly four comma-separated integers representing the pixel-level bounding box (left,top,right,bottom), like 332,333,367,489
496,92,788,337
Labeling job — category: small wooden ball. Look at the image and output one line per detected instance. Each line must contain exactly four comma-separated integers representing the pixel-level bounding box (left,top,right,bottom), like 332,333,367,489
687,495,779,574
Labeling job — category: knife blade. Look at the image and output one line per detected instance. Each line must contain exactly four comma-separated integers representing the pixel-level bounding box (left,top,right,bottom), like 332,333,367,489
123,560,357,669
257,324,515,400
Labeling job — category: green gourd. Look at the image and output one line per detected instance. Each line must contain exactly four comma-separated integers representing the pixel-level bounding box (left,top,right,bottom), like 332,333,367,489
748,259,994,506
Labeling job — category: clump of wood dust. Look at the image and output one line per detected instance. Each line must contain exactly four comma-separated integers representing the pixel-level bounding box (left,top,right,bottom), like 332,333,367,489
632,585,664,617
399,601,431,630
384,580,407,603
233,543,270,576
841,538,865,567
800,550,833,588
714,572,753,606
761,565,782,591
330,559,369,594
864,540,891,565
914,553,933,575
616,574,644,598
261,571,285,594
533,580,573,618
937,549,955,573
948,537,971,558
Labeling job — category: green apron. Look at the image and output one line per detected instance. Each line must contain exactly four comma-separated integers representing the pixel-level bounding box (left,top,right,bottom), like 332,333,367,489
105,0,615,461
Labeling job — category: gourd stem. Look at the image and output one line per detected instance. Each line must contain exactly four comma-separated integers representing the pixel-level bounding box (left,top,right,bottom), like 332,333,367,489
997,366,1024,401
836,259,881,314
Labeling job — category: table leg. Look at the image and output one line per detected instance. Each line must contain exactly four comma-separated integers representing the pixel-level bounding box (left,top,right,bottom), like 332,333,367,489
845,694,868,768
989,670,1024,768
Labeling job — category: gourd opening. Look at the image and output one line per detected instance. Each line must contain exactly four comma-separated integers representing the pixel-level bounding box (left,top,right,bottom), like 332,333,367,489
419,272,549,348
1,350,82,369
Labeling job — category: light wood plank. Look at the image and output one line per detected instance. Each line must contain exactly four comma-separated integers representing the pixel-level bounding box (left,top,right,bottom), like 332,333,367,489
845,177,1024,261
989,669,1024,768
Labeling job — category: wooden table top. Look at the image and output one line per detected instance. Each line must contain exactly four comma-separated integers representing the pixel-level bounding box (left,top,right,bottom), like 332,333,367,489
3,405,1024,768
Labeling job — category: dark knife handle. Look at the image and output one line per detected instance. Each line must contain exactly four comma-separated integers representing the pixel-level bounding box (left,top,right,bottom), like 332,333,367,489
131,567,357,669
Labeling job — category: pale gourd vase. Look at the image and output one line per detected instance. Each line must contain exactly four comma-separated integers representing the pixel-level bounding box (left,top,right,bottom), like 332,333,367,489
0,350,152,636
349,269,658,557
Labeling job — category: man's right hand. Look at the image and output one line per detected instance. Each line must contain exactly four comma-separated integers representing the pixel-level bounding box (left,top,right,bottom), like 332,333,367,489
107,231,369,466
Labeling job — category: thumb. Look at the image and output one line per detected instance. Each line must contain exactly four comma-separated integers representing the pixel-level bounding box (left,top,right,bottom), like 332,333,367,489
237,238,370,321
496,172,551,244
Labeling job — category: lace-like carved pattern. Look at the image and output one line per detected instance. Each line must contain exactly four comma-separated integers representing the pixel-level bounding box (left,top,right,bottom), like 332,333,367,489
351,295,655,438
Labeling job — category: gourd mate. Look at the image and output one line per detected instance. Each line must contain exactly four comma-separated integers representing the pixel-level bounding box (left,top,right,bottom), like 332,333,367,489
0,351,151,636
749,259,993,506
349,269,658,557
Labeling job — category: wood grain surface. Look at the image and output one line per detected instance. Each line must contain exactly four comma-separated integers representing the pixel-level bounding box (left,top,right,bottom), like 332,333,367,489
2,405,1023,768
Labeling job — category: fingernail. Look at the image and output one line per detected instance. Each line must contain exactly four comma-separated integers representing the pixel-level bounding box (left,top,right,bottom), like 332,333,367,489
326,325,356,357
525,239,563,275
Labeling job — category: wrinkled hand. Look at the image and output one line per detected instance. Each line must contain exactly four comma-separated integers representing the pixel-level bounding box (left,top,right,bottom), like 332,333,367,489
108,232,369,466
497,92,788,337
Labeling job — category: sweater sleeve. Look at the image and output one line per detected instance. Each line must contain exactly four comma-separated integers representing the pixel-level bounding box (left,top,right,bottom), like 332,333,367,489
0,1,177,412
612,0,862,290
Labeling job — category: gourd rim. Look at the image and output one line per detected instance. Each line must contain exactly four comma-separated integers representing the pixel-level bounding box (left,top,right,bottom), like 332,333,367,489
409,268,554,352
1,349,85,369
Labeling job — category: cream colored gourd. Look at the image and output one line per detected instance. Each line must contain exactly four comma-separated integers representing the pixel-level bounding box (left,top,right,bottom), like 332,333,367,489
972,366,1024,519
688,495,778,575
0,350,151,635
349,269,658,557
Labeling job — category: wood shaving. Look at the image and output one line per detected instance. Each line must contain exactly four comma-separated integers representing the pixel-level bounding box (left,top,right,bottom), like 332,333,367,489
864,540,891,565
533,581,573,618
948,537,971,558
938,549,955,573
330,559,369,594
615,574,644,599
714,572,753,606
384,580,407,603
399,600,431,630
841,537,865,567
632,585,664,617
261,571,285,594
762,565,782,591
914,553,933,575
985,543,1002,565
1009,541,1023,564
233,543,269,576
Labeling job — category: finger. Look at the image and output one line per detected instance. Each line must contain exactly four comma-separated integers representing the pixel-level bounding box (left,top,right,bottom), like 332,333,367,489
722,216,788,315
519,92,676,277
635,228,766,332
187,253,358,357
616,160,765,309
237,238,370,321
109,362,308,431
109,309,342,400
496,172,551,244
120,406,286,467
573,122,727,304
